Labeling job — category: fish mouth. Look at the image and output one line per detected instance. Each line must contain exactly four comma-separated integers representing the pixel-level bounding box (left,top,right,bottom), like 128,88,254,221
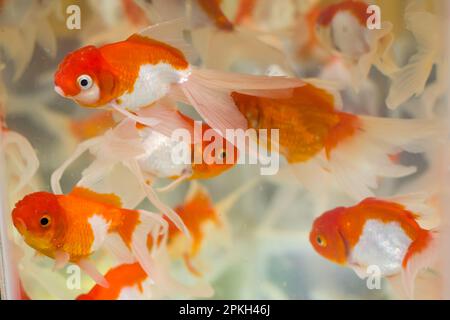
54,86,66,97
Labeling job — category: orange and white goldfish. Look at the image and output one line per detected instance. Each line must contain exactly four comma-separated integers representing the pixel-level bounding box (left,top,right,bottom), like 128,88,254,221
386,1,444,111
310,196,438,297
53,17,303,135
51,106,238,235
231,82,440,200
315,0,398,91
12,187,167,287
75,182,235,300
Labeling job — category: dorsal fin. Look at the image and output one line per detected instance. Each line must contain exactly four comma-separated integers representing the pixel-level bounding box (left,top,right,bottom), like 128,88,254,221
70,187,122,207
137,18,199,62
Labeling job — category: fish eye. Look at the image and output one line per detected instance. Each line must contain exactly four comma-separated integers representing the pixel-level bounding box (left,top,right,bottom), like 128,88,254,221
219,150,227,160
77,75,93,90
316,235,326,247
40,215,51,228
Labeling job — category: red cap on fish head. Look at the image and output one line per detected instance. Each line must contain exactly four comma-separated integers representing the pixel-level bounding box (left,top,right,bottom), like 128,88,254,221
54,46,107,98
12,192,67,246
317,0,370,27
309,207,348,265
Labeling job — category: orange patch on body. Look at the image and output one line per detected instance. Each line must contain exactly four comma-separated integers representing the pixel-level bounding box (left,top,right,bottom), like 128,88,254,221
339,199,423,250
56,189,125,259
324,112,360,159
117,209,141,248
231,84,356,163
96,34,189,103
165,186,220,258
77,262,147,300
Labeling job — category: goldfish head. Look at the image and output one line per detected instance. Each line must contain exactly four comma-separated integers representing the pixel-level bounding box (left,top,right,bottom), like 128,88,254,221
309,207,348,265
12,192,67,255
191,124,239,179
315,1,371,58
54,46,116,107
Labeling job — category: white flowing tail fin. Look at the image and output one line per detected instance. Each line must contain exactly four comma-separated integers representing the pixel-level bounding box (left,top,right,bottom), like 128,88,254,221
125,159,190,237
175,67,304,136
128,209,169,283
292,116,442,200
386,8,438,109
401,230,439,299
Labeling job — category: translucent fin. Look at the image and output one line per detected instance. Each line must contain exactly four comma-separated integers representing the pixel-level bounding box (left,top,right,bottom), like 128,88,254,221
53,251,70,271
177,67,304,135
148,249,214,298
156,171,191,193
138,18,199,62
104,234,136,264
297,116,441,200
130,210,168,283
179,78,248,136
125,160,190,237
110,103,160,127
385,193,434,218
136,99,194,137
51,137,102,194
77,259,109,288
401,231,439,299
386,11,438,109
3,130,39,194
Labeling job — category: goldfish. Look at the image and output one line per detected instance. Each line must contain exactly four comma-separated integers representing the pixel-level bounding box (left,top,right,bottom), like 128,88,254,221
231,81,440,200
310,195,438,298
315,0,398,91
50,104,238,236
12,187,168,287
76,180,254,300
144,0,295,74
386,1,444,111
54,17,303,135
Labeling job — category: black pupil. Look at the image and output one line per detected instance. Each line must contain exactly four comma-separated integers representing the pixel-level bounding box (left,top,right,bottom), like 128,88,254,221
40,217,49,226
317,237,322,244
80,78,89,87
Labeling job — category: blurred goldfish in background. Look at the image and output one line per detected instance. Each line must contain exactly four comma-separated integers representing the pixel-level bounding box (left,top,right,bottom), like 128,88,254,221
310,195,439,298
231,82,441,200
386,1,445,112
315,0,398,91
12,187,167,287
146,0,295,74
